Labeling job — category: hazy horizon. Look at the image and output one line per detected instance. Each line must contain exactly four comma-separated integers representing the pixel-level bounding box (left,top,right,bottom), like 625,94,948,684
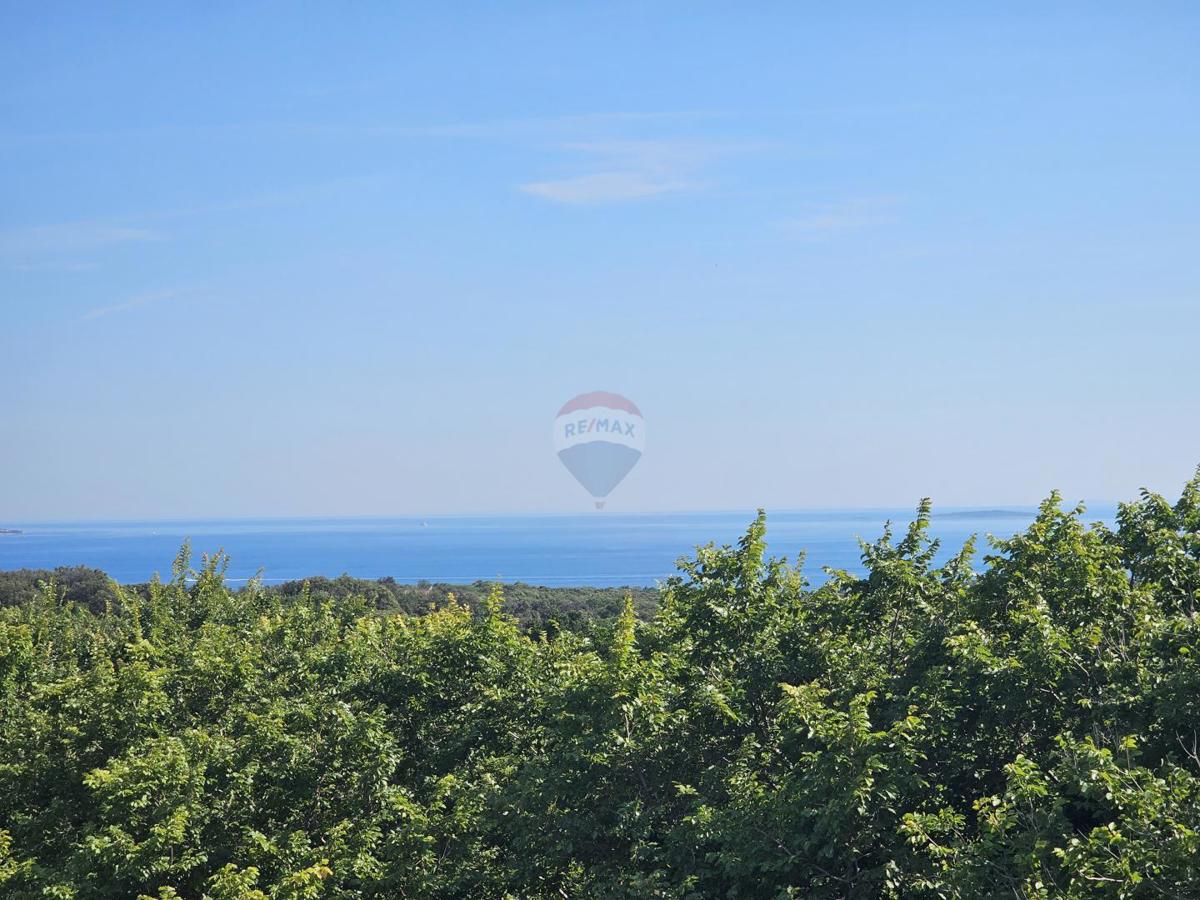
1,500,1115,528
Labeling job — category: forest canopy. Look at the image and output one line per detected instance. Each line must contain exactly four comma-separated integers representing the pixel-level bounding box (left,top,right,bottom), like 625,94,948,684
3,473,1200,898
0,571,656,633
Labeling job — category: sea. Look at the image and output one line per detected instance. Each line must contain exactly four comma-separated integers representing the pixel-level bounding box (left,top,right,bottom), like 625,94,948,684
0,506,1119,588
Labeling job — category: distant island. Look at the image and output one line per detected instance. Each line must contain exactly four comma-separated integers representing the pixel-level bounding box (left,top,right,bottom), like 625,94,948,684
0,528,22,535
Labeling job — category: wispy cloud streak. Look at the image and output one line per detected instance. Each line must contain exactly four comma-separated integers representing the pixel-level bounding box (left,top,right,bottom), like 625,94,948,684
81,289,184,321
0,109,732,150
520,139,753,205
521,172,695,204
0,222,160,256
778,196,904,239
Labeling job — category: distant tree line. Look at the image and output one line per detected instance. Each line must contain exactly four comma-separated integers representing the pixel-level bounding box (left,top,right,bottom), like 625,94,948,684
0,568,657,632
2,473,1200,897
271,576,658,632
0,565,119,615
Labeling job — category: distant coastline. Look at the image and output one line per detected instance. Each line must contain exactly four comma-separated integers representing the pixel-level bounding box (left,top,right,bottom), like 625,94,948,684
0,528,22,535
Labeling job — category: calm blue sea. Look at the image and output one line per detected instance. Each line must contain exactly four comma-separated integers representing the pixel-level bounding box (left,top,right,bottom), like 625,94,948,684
0,507,1117,588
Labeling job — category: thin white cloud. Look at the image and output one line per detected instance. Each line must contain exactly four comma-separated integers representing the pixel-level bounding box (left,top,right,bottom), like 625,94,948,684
376,111,729,141
520,138,750,205
778,196,904,239
2,173,400,274
6,260,99,273
81,289,184,321
0,110,730,147
0,221,160,256
521,171,695,204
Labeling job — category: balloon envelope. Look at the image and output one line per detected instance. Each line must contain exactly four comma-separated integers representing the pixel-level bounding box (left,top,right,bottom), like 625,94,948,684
554,392,644,506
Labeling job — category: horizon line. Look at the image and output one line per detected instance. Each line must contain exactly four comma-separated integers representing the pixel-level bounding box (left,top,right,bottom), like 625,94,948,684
2,501,1122,528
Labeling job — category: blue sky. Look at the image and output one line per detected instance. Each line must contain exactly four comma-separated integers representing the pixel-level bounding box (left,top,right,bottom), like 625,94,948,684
2,2,1198,518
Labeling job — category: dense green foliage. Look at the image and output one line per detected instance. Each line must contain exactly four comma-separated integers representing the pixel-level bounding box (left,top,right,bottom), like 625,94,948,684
3,474,1200,898
0,567,119,616
271,577,658,632
0,572,656,633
